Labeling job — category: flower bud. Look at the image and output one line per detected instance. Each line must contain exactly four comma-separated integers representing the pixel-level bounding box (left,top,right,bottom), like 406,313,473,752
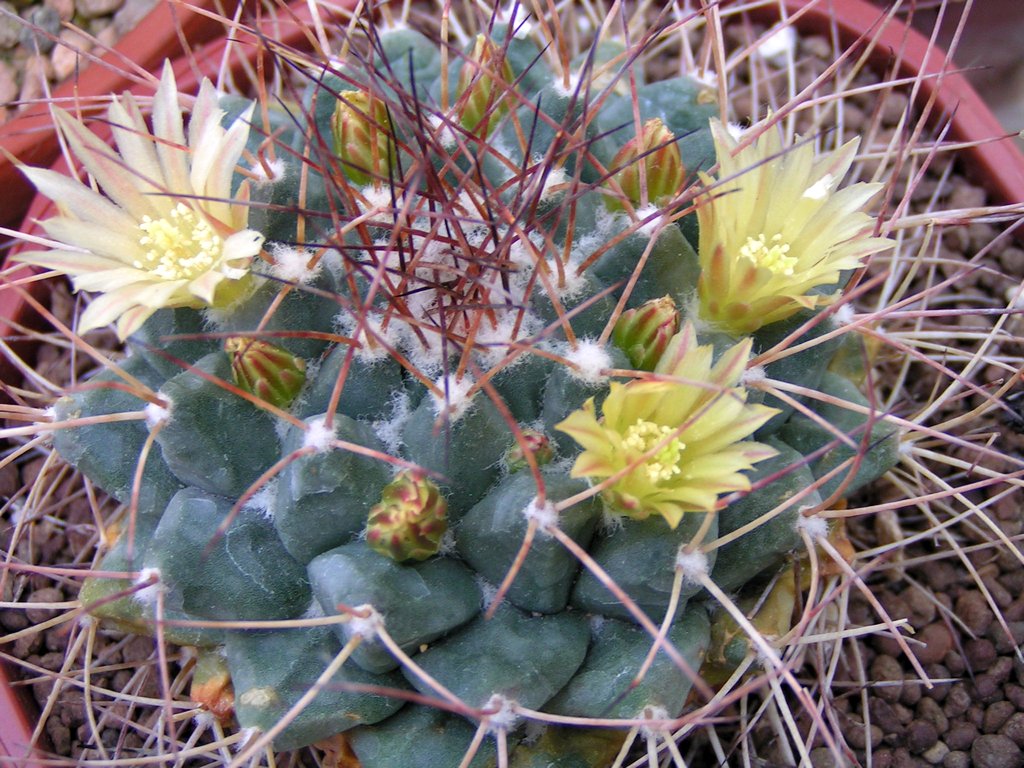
330,90,394,187
612,296,680,371
366,471,449,562
606,118,684,210
504,429,555,473
456,35,514,137
225,337,307,409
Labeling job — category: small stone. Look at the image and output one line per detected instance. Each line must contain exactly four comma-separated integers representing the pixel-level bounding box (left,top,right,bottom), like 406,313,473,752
944,682,971,718
922,741,949,766
879,92,911,127
907,720,939,754
18,5,61,53
966,638,998,672
809,746,845,768
955,591,993,635
986,702,1017,734
872,655,905,702
75,0,123,18
51,27,92,80
112,0,157,35
923,664,952,702
1006,683,1024,710
971,734,1023,768
999,247,1024,275
870,697,905,735
948,183,987,212
990,657,1014,685
942,752,969,768
44,0,75,20
973,674,1006,705
902,587,937,628
0,2,19,48
901,676,923,707
45,719,70,755
945,722,979,751
914,623,954,666
1002,713,1024,747
18,54,52,105
0,59,17,104
802,35,831,59
25,587,64,624
916,697,948,733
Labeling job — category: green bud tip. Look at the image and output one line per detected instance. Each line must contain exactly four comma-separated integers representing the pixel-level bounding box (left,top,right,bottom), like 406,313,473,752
330,90,394,188
611,296,681,370
225,337,307,409
504,430,555,472
366,471,449,562
456,34,515,137
607,118,685,211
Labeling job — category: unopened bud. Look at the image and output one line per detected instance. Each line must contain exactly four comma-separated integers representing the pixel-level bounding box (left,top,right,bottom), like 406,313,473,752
225,337,307,409
456,35,514,137
607,118,684,210
331,90,394,187
612,296,681,371
366,472,448,562
504,430,554,473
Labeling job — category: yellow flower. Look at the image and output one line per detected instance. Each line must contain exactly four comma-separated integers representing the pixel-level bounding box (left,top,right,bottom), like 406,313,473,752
696,119,892,335
556,323,778,528
14,62,264,340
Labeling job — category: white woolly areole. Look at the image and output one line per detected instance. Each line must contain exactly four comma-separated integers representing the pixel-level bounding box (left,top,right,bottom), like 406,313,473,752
639,705,671,739
429,113,457,149
345,605,384,641
803,173,835,201
832,303,856,326
242,482,277,521
551,71,583,99
192,711,216,728
536,163,568,201
268,243,322,285
726,122,746,141
430,374,476,421
522,497,559,535
565,340,611,385
358,185,395,215
741,365,767,387
797,513,829,540
132,567,163,607
249,157,287,186
756,25,797,62
674,549,709,585
634,204,664,239
303,417,336,453
144,399,172,429
483,694,520,733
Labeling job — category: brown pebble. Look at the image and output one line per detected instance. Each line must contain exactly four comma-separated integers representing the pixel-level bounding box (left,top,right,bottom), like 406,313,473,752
45,718,71,755
942,751,969,768
955,591,993,635
914,623,954,666
871,697,906,735
922,741,948,766
944,684,972,718
944,651,966,677
973,674,1006,705
907,720,939,754
1006,683,1024,711
25,586,65,624
901,675,924,707
902,587,938,628
1002,713,1024,747
945,721,980,751
986,701,1017,734
923,664,952,702
992,657,1015,685
971,734,1023,768
966,637,998,672
993,621,1024,652
916,697,949,733
872,655,906,702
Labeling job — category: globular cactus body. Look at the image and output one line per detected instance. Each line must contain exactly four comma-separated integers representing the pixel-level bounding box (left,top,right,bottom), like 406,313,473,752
26,11,899,765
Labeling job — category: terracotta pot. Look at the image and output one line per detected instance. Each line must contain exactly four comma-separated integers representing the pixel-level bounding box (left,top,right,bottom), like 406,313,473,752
0,0,1020,761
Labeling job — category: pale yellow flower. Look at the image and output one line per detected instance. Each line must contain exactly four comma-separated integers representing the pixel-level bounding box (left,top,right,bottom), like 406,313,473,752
14,62,264,339
696,119,892,335
556,323,778,528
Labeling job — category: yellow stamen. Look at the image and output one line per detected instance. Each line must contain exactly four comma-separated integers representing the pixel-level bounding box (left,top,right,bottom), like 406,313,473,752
739,233,797,276
135,203,223,281
623,419,686,483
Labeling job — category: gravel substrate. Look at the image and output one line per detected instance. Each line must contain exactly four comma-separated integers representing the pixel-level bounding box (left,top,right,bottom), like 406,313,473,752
0,0,157,124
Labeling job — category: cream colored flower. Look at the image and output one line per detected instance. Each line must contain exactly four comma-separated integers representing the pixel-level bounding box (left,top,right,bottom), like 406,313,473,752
14,62,264,339
696,119,892,335
556,323,778,528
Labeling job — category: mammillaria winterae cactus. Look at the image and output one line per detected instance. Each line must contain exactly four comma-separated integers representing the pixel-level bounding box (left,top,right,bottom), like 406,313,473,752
11,5,907,765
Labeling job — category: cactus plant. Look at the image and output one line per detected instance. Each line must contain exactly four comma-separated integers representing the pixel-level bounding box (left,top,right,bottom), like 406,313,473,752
5,3,939,765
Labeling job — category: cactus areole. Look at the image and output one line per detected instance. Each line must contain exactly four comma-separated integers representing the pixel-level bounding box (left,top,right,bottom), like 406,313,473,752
22,13,899,765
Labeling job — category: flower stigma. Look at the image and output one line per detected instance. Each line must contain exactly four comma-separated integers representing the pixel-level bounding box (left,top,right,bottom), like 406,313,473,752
739,233,796,276
136,203,223,281
623,419,686,483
